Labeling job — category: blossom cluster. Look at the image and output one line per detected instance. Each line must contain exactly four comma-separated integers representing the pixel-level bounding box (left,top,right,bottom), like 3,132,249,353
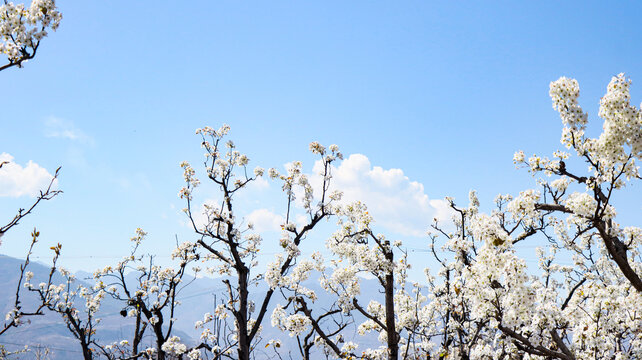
0,0,61,65
430,72,642,358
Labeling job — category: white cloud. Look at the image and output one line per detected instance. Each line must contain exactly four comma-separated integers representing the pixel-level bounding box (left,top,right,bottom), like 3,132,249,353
0,153,56,197
44,117,93,144
185,155,450,238
246,208,284,233
308,154,452,237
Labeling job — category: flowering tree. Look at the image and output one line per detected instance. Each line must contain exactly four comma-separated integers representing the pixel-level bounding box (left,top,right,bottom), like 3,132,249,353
271,201,436,360
21,241,107,360
0,0,61,71
0,170,61,345
5,69,642,360
16,229,204,360
1,228,56,335
1,2,61,349
423,74,642,359
92,229,202,360
178,125,343,360
4,124,343,360
265,73,642,360
1,0,61,338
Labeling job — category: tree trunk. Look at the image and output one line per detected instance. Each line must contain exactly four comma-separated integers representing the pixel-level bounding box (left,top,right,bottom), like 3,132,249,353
153,322,166,360
79,332,93,360
237,268,250,360
384,244,398,360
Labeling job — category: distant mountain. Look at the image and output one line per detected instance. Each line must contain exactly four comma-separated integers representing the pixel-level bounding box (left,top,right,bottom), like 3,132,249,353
0,255,193,359
1,254,384,359
0,254,95,359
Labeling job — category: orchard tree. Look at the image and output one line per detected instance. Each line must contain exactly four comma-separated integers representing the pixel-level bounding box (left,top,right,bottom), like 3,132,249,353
1,1,61,349
179,126,344,360
271,201,436,360
4,63,642,360
22,241,105,360
6,124,343,360
424,73,642,359
18,230,204,360
427,192,556,359
266,73,642,360
92,229,202,360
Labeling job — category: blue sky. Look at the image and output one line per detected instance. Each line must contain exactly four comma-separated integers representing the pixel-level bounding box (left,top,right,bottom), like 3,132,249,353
2,1,642,277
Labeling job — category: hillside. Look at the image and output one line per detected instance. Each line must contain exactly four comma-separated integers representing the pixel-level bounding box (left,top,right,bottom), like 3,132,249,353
0,255,382,359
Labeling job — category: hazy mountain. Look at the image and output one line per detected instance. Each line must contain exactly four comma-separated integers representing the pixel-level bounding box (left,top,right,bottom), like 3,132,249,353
1,254,383,359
